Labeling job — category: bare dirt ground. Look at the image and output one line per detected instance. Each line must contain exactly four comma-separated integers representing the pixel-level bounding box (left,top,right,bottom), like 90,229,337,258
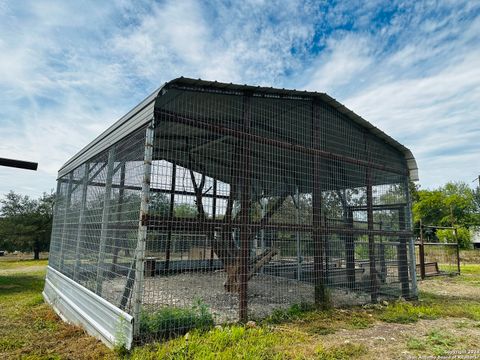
424,277,480,300
312,317,480,359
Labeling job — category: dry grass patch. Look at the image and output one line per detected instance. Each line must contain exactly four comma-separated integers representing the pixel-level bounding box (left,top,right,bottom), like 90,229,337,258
0,259,114,360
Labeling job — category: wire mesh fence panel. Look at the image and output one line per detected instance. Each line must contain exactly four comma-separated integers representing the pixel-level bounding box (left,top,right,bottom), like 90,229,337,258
47,79,418,346
415,243,460,277
48,126,148,313
138,85,416,342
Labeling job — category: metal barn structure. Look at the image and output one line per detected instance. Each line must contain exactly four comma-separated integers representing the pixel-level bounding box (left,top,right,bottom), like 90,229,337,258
44,77,419,348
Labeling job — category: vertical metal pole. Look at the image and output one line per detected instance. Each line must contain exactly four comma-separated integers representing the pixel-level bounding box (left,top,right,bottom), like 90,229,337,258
239,92,252,322
295,185,301,281
379,222,386,283
366,168,377,303
260,198,266,274
405,181,418,298
59,172,74,271
454,227,461,274
261,199,266,252
345,208,355,289
133,121,154,335
312,99,327,307
96,148,116,295
210,179,217,270
398,208,410,298
165,163,176,271
74,163,90,280
50,180,62,266
419,219,426,280
111,162,126,274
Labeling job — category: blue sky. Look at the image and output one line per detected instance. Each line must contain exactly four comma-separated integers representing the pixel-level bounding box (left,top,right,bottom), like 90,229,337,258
0,0,479,197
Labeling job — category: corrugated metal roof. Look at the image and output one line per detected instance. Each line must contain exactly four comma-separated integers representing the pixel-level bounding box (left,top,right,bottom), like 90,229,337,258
58,77,418,181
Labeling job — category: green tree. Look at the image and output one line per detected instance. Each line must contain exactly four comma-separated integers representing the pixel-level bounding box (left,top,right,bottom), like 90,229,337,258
412,181,478,249
0,191,55,259
174,203,198,218
413,182,476,228
437,227,471,249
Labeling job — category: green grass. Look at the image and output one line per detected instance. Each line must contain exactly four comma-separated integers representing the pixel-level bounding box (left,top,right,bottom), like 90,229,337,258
378,301,441,323
1,259,480,359
407,329,461,356
315,343,368,360
0,258,48,269
131,325,288,360
0,259,114,359
264,302,316,324
375,264,480,324
140,300,214,340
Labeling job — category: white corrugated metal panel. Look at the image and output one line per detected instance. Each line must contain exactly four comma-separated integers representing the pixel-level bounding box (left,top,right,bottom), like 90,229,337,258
43,266,134,349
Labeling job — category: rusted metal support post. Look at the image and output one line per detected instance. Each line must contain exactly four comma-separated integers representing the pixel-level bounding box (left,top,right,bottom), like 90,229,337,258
345,208,355,289
379,222,386,284
165,163,176,271
295,185,302,281
210,179,217,271
366,168,377,303
312,100,327,306
398,208,410,298
96,147,116,295
132,121,154,335
239,92,252,322
419,220,426,280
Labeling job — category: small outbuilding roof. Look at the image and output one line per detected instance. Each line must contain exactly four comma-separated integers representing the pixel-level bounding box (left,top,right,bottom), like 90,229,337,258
58,77,418,182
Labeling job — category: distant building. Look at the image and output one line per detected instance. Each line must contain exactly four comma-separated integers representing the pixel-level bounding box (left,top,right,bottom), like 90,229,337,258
471,227,480,249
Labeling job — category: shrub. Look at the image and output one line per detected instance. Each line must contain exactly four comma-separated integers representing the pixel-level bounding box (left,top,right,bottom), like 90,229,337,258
265,302,315,324
437,227,471,249
140,299,214,339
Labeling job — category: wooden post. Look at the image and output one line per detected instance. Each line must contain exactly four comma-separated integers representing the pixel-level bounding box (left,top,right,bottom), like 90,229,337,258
398,208,410,298
419,220,426,280
312,100,327,306
239,92,252,322
165,163,176,271
366,168,377,303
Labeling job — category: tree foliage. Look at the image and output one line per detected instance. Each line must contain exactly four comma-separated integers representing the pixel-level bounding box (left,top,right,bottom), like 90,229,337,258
413,182,477,227
412,181,479,249
0,191,55,259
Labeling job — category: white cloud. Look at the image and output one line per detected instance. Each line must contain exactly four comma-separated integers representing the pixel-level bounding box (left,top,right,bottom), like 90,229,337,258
0,0,479,198
303,2,480,189
303,35,373,93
